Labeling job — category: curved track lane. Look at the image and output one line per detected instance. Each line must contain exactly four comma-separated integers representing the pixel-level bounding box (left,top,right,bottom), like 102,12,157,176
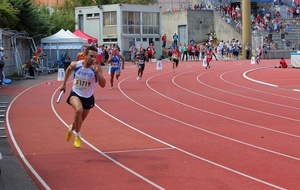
6,59,300,189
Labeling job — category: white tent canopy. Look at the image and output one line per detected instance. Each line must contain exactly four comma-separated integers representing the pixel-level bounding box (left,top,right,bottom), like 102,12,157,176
41,29,87,44
41,29,87,64
66,30,81,39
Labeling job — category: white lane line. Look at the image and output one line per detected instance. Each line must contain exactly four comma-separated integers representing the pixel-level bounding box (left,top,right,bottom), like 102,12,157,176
6,83,51,190
100,74,286,190
292,89,300,92
243,67,279,87
103,147,174,154
219,69,300,105
219,68,300,101
174,71,300,135
51,79,165,190
188,72,300,121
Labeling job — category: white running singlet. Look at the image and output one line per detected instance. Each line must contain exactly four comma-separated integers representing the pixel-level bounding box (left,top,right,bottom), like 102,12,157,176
72,61,97,98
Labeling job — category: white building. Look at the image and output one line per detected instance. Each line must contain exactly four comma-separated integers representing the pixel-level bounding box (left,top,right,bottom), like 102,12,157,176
75,4,162,59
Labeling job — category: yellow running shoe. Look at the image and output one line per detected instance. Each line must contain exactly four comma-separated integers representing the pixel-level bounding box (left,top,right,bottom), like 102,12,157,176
66,124,73,142
74,136,81,148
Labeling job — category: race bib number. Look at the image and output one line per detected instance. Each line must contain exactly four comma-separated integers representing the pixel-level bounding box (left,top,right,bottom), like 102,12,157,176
75,77,91,90
138,59,144,65
111,62,119,68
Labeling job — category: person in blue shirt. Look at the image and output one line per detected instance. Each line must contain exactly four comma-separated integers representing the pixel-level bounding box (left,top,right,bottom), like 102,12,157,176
61,50,71,70
107,48,125,89
189,38,195,45
173,33,178,46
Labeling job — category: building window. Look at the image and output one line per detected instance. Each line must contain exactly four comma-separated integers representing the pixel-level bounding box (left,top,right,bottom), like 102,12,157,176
103,11,117,26
78,14,84,31
103,38,117,42
122,11,141,34
86,13,100,20
142,12,159,34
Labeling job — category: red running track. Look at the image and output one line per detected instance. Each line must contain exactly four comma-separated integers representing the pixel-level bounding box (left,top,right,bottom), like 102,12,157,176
4,58,300,189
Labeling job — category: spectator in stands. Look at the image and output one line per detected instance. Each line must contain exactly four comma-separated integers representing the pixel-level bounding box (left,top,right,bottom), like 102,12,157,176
263,42,268,59
285,40,291,50
285,22,291,33
236,20,241,31
189,38,195,46
194,44,199,61
200,43,206,60
27,56,39,77
180,5,184,11
104,46,109,63
90,39,97,47
129,44,137,64
138,44,143,53
287,7,291,18
181,43,188,61
147,43,155,60
0,47,6,86
245,43,251,60
34,47,44,58
61,50,71,71
216,43,223,60
233,43,240,60
292,42,296,50
292,6,297,18
162,33,167,48
173,33,179,46
275,57,288,68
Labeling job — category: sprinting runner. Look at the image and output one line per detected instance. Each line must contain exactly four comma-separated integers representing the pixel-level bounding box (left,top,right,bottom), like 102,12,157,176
107,47,125,89
172,46,181,72
135,49,148,80
60,45,106,148
256,46,262,65
205,47,213,69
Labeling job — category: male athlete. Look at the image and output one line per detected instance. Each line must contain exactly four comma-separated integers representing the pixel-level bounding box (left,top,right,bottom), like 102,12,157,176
107,47,125,89
60,45,106,148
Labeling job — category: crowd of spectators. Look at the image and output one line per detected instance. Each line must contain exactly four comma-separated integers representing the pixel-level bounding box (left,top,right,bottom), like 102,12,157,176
166,1,300,55
214,1,300,51
179,3,212,11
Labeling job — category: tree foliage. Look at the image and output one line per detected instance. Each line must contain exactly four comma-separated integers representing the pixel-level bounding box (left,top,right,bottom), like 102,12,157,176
0,0,19,28
8,0,51,37
49,7,76,33
95,0,112,5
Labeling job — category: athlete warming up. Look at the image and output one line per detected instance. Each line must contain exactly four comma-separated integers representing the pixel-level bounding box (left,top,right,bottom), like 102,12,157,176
135,49,148,80
107,48,125,89
60,45,106,148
